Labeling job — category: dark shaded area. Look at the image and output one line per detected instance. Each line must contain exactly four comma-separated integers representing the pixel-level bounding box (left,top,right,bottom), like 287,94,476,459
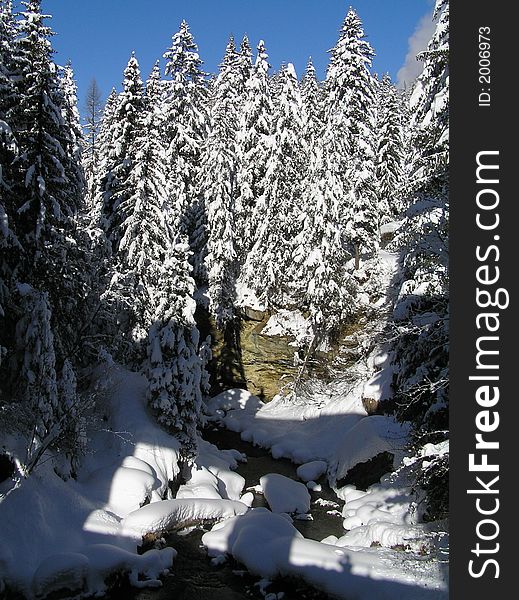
336,451,394,491
195,307,248,396
125,528,331,600
0,453,15,483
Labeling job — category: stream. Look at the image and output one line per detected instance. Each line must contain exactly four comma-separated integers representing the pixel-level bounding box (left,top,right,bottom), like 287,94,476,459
125,426,345,600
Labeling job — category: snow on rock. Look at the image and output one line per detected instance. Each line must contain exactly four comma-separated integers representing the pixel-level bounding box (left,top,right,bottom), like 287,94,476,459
296,460,327,483
306,481,322,492
205,388,263,417
380,221,402,237
259,474,310,514
83,544,175,592
336,521,428,552
86,465,157,514
31,553,89,599
202,509,446,599
119,498,249,549
341,482,414,532
261,309,312,346
332,416,409,482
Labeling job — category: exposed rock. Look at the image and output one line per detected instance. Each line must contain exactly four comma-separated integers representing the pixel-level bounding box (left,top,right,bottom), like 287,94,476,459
239,305,267,322
336,451,394,491
362,397,380,415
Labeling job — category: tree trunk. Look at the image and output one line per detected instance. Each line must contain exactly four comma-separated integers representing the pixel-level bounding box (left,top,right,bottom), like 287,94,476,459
354,244,360,270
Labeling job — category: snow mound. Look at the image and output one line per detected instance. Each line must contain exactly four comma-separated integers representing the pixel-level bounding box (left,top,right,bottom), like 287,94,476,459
119,498,249,548
87,465,157,514
259,473,310,514
31,545,175,598
296,460,327,483
31,553,89,599
202,509,446,599
205,388,263,416
333,416,409,481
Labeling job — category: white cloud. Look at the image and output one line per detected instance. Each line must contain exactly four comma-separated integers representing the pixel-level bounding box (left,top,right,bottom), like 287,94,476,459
397,10,436,89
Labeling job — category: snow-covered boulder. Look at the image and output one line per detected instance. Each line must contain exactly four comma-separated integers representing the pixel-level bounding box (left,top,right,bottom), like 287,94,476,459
119,498,249,548
296,460,327,483
259,473,311,514
332,416,408,482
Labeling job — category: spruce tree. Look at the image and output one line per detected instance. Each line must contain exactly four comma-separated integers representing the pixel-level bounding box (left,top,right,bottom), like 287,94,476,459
300,57,323,150
326,8,378,268
98,53,144,251
242,63,306,307
390,0,449,520
375,74,407,222
201,37,240,328
147,240,202,464
234,40,274,264
163,20,208,280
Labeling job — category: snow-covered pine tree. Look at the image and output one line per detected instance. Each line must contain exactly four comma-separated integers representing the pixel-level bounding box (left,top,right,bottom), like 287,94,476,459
234,40,274,264
241,63,306,307
10,0,81,249
326,8,378,269
163,20,208,281
237,35,253,100
5,1,90,364
98,53,144,251
294,136,357,341
147,239,202,464
96,87,118,187
390,0,449,520
58,62,85,211
300,57,323,150
201,37,240,329
14,284,59,472
114,60,172,341
375,74,407,223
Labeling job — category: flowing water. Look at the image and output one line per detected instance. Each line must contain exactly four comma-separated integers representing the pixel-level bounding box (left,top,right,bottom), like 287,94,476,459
126,426,345,600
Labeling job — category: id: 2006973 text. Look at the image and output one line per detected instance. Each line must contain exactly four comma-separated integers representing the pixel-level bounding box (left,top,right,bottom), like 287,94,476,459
478,26,491,107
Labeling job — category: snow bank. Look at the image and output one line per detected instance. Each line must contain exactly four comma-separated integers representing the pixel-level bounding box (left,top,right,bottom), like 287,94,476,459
119,498,249,548
296,460,327,483
259,474,310,514
202,509,446,599
31,545,175,598
206,387,366,465
332,416,409,482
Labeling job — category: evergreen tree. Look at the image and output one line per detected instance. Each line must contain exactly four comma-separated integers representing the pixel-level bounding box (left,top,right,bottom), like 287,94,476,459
300,57,323,150
326,8,378,268
235,40,274,263
163,20,208,280
242,63,306,306
10,0,80,248
58,62,85,210
98,53,144,251
375,74,407,222
114,60,172,339
147,240,202,463
390,0,449,520
201,37,240,328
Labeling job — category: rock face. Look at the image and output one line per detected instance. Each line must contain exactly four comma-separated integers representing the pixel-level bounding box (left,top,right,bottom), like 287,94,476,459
239,317,299,401
196,307,300,402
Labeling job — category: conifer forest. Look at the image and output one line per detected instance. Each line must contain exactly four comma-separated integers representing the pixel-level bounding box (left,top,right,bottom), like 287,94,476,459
0,1,449,598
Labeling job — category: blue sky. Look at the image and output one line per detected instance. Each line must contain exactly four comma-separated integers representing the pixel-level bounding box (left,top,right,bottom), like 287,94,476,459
40,0,433,110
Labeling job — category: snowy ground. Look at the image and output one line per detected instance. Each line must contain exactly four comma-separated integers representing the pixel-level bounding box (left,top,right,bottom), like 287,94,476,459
202,250,448,598
0,365,250,599
0,250,448,599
